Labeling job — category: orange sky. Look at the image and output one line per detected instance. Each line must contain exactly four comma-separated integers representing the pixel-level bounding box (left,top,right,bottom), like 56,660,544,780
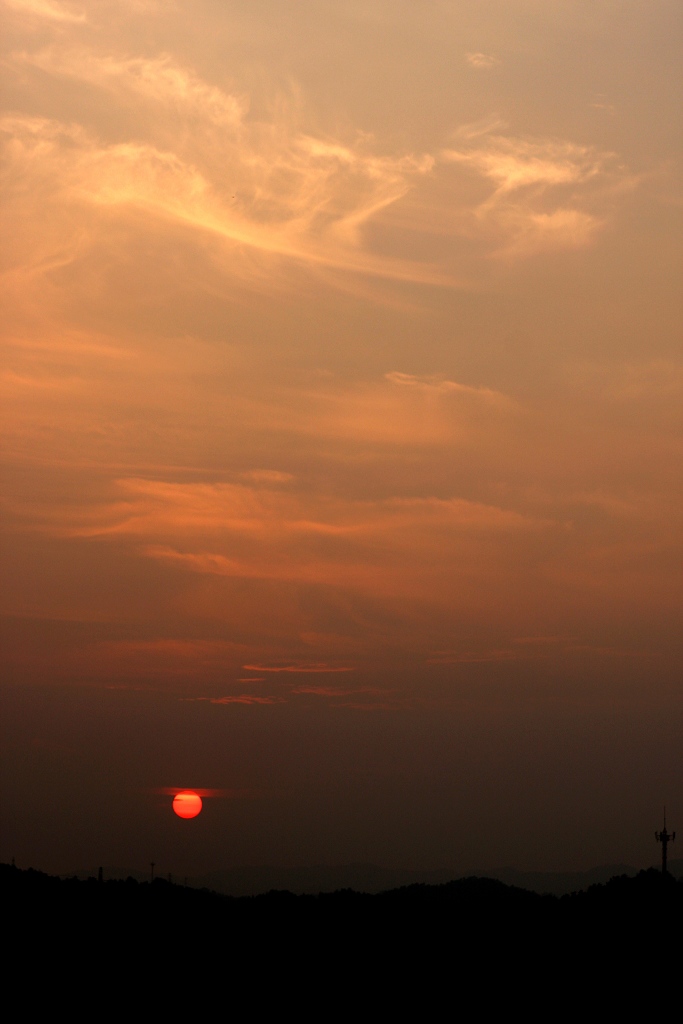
1,0,681,876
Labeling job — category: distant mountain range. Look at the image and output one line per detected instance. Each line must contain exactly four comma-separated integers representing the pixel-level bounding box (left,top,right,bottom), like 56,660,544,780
73,858,683,896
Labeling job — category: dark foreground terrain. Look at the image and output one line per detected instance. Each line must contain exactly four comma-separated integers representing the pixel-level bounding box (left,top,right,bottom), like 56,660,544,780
4,863,680,1011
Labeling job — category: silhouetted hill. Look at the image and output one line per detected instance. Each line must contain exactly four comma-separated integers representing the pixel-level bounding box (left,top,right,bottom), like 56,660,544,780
4,863,679,1009
194,859,683,895
74,858,683,895
5,862,680,937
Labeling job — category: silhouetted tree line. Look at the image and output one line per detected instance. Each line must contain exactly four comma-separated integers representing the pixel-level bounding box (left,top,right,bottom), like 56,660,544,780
4,863,679,1011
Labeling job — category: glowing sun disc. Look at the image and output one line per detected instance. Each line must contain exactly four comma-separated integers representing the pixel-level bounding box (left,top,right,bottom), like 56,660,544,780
172,791,202,819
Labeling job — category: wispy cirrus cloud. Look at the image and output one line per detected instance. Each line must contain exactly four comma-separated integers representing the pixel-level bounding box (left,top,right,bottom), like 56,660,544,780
384,371,509,404
442,132,625,255
1,38,441,287
0,111,444,286
59,49,243,122
1,32,633,307
3,0,86,23
445,136,606,193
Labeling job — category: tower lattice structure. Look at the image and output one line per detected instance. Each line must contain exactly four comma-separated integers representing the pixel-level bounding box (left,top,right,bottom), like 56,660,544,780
655,809,675,875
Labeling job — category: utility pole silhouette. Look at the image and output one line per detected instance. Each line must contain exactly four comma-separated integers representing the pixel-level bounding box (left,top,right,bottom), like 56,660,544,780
150,861,156,882
655,809,675,875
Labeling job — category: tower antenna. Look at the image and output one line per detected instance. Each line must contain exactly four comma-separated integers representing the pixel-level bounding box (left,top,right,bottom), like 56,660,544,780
655,808,676,875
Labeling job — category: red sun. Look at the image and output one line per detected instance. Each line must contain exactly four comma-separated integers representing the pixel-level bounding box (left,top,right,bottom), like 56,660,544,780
172,791,203,819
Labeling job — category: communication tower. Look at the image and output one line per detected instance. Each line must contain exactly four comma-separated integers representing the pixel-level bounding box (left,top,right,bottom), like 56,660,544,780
655,809,675,875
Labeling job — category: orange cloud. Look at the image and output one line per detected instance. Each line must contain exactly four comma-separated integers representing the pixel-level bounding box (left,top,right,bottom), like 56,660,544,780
441,132,624,255
243,663,355,674
0,74,442,287
465,52,499,69
291,685,382,697
188,695,287,705
4,0,86,23
2,31,635,299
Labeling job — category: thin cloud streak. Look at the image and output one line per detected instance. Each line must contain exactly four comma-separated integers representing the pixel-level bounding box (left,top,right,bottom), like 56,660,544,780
291,685,383,697
186,695,287,705
242,663,355,674
4,0,86,23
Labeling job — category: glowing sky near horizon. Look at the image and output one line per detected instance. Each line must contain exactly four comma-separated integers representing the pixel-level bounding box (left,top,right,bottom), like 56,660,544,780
1,0,681,875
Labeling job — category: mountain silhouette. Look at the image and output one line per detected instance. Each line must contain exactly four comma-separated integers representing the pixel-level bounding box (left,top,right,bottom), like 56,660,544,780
69,857,683,895
4,862,679,1012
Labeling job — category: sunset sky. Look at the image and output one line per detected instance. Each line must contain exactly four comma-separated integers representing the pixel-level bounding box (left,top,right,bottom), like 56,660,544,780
1,0,681,878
